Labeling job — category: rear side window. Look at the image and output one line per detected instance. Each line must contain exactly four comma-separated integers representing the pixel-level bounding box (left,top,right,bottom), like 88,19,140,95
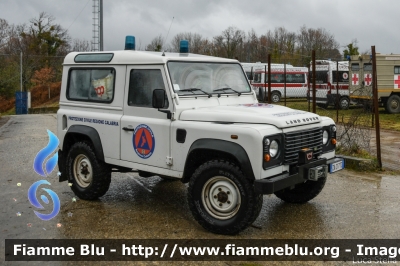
395,66,400,74
364,63,372,71
67,68,115,102
351,63,360,71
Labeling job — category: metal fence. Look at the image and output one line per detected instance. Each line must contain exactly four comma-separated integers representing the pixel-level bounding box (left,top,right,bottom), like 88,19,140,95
255,49,383,169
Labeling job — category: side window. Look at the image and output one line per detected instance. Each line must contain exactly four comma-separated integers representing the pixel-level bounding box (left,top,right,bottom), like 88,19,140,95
364,63,372,71
270,74,284,83
67,68,115,102
351,63,360,71
128,69,168,108
332,71,349,83
254,73,262,83
395,66,400,74
286,74,305,83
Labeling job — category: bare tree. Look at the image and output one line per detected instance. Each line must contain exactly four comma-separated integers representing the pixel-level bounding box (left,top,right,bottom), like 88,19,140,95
146,34,164,51
0,18,10,51
213,26,245,59
170,32,204,53
296,25,339,65
71,39,91,52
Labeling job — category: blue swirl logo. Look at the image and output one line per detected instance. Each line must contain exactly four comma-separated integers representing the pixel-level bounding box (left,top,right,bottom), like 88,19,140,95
33,130,59,177
29,130,61,221
28,180,60,220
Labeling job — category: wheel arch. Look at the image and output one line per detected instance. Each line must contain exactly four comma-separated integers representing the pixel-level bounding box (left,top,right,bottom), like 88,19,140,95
181,139,255,183
63,125,105,162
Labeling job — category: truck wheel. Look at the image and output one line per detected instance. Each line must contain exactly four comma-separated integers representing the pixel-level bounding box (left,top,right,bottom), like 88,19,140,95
66,141,111,200
271,91,281,103
337,96,350,110
188,160,263,235
274,175,326,204
385,95,400,114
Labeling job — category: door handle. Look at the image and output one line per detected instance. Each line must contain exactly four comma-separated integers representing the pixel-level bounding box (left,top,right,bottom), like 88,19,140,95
122,127,135,132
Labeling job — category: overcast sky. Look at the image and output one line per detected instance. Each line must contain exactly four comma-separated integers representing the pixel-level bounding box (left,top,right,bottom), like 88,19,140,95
1,0,399,56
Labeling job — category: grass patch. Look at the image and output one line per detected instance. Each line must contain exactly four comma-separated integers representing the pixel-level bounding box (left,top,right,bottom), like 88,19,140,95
336,145,376,160
3,107,15,115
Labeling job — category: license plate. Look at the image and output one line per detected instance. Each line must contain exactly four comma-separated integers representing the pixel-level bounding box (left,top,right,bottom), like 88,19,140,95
329,159,344,173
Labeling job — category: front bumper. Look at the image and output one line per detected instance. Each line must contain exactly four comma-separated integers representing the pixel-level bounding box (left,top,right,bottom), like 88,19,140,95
254,157,344,194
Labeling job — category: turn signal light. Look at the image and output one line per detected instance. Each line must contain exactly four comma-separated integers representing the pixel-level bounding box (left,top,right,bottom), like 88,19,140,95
264,154,271,162
331,138,337,145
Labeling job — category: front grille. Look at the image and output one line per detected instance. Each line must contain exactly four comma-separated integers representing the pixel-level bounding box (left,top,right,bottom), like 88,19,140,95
284,128,323,164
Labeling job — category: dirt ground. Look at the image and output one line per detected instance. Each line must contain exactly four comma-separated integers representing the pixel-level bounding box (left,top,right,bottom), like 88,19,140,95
370,129,400,171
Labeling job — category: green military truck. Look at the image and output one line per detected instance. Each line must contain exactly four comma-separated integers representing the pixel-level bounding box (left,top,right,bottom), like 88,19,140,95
349,54,400,113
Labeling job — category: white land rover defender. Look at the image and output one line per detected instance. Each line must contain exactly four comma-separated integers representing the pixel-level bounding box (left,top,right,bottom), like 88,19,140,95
57,37,344,235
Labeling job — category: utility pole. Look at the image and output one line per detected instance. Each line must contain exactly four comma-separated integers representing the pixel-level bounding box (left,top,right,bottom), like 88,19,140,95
20,51,22,92
92,0,102,51
100,0,103,51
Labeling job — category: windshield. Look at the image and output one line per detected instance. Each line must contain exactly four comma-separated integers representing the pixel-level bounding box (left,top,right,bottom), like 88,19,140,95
167,62,251,96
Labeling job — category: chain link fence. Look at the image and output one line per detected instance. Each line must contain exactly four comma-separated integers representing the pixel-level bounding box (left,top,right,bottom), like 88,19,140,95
252,52,383,169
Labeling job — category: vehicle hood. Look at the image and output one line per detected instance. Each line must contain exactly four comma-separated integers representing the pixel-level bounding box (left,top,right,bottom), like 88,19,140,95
179,103,321,128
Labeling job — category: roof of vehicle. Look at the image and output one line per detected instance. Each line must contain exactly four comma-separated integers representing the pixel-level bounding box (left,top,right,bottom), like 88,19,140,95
63,50,239,65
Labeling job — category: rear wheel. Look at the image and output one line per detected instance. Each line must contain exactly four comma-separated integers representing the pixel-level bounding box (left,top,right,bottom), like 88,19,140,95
66,141,111,200
336,96,350,110
188,160,263,235
385,95,400,114
271,91,281,103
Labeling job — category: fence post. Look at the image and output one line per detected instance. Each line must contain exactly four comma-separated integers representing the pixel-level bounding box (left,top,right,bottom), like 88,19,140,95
284,61,287,106
308,64,311,112
371,46,382,169
336,60,339,123
312,50,316,114
264,65,267,102
268,54,271,104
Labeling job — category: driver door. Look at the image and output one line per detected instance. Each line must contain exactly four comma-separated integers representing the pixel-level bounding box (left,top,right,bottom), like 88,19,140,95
120,65,172,169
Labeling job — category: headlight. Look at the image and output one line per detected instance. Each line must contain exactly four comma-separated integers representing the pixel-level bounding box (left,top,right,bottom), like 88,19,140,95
322,130,329,145
270,140,279,157
262,134,283,169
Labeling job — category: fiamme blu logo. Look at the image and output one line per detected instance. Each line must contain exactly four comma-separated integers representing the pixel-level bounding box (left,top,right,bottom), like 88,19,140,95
28,130,60,221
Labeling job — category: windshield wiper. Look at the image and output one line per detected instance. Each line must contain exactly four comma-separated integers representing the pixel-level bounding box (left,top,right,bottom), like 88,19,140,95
213,87,241,96
179,88,212,98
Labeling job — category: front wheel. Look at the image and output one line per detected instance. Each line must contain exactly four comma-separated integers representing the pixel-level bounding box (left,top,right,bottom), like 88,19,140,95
66,141,111,200
188,160,263,235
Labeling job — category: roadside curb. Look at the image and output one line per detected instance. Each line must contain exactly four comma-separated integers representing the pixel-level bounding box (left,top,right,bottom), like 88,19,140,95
336,154,376,171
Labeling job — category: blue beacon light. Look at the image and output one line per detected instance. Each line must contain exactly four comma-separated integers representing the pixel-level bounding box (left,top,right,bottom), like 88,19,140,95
180,40,189,53
125,36,135,50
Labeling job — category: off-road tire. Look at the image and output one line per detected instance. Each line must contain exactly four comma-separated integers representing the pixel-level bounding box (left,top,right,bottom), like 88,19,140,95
337,96,350,110
271,91,281,103
66,141,111,200
188,160,263,235
385,95,400,114
274,175,327,204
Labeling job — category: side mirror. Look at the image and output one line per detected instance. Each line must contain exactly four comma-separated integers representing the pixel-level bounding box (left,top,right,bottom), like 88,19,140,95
152,89,165,109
